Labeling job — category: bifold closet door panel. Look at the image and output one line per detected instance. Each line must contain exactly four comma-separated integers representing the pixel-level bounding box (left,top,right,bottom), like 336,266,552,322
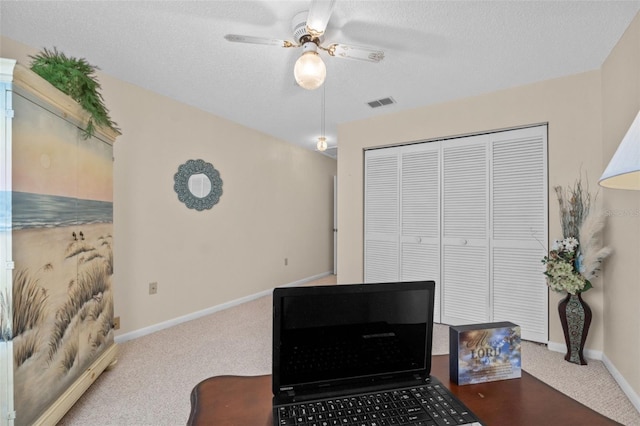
441,136,490,325
399,144,441,321
491,127,548,343
364,150,400,283
363,126,548,342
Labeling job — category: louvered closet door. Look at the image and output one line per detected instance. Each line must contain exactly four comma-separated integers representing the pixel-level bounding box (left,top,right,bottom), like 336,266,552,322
441,135,490,325
491,126,548,343
364,148,400,283
400,143,441,321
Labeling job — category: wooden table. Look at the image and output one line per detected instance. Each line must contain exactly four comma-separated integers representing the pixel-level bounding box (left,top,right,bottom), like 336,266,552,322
188,355,620,426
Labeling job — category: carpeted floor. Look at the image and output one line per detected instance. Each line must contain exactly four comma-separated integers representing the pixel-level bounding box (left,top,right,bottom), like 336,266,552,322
58,275,640,425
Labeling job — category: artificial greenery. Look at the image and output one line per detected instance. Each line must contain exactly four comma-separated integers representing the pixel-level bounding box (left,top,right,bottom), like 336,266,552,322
29,47,119,139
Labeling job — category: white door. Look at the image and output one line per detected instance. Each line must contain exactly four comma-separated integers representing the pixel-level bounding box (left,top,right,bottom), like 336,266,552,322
399,143,441,321
364,149,399,283
363,126,548,343
440,135,490,325
333,176,337,275
490,127,548,342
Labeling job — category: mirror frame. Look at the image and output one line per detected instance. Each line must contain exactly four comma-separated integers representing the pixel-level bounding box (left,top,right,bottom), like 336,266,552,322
173,159,223,211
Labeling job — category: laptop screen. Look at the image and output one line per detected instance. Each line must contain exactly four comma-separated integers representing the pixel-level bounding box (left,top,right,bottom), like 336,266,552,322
272,281,435,394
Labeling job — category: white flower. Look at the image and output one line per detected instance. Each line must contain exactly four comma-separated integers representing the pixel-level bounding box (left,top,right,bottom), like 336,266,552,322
562,237,579,252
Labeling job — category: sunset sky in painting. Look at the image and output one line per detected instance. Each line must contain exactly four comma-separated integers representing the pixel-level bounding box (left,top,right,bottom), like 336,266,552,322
11,94,113,202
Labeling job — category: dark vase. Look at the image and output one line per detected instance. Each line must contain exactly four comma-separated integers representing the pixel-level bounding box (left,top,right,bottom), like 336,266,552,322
558,292,592,365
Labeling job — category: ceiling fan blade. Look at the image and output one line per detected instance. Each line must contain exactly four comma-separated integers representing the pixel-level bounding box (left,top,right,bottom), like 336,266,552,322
327,43,385,62
306,0,336,37
224,34,296,48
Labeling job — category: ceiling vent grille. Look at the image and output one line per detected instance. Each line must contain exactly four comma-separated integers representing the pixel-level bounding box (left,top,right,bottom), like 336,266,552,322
367,97,396,109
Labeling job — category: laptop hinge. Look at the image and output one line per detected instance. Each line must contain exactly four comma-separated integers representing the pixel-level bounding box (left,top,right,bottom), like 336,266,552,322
280,376,426,403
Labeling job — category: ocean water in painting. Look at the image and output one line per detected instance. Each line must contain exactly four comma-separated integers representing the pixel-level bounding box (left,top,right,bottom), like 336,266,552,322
7,191,112,229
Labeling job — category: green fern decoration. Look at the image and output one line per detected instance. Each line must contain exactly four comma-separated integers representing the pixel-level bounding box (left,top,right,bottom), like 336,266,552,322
29,47,120,139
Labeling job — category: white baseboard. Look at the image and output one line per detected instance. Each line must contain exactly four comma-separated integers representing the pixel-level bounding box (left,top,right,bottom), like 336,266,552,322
547,340,603,361
115,271,333,344
602,353,640,413
548,341,640,413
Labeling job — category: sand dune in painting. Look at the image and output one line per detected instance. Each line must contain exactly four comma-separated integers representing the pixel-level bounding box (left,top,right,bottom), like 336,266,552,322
11,223,114,426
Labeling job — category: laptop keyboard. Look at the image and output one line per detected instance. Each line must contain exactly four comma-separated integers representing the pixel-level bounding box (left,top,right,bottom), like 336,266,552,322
276,383,481,426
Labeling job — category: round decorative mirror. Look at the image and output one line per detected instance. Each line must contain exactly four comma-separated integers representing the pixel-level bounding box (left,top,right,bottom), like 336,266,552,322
188,173,212,198
174,159,223,211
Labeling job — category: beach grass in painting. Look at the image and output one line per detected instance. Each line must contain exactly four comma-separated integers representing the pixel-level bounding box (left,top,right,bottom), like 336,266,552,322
11,269,49,368
9,87,115,425
12,223,114,426
1,289,11,341
12,269,48,337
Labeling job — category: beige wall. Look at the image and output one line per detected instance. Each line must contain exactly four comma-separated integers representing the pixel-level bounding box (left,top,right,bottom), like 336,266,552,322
601,13,640,402
338,70,605,351
1,36,337,336
338,12,640,404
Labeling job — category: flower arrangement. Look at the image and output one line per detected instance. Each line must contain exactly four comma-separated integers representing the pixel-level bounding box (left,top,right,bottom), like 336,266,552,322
542,177,611,294
543,237,590,294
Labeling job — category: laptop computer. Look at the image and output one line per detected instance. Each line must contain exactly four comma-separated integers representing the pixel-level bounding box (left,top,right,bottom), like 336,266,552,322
272,281,484,426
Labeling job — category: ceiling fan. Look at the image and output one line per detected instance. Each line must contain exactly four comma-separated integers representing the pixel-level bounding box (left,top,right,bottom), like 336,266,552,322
224,0,385,90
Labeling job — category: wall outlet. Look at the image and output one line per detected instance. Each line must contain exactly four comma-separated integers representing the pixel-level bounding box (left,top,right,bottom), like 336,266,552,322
113,316,120,330
149,282,158,295
284,258,288,266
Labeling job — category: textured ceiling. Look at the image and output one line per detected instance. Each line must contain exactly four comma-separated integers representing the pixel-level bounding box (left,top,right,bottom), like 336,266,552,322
1,1,639,159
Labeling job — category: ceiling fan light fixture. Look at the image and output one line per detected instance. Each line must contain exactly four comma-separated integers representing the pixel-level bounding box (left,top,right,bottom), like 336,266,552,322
294,43,326,90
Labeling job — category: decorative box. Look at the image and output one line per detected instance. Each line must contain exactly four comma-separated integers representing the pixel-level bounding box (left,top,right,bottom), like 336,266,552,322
449,321,521,385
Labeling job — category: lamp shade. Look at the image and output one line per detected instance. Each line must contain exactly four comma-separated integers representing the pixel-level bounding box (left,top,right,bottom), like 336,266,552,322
599,110,640,190
294,49,326,91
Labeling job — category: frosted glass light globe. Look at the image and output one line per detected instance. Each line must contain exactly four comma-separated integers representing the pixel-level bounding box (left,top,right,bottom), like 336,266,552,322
317,136,328,151
294,51,326,90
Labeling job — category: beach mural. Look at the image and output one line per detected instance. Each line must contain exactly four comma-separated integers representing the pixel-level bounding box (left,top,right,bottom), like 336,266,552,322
7,91,115,426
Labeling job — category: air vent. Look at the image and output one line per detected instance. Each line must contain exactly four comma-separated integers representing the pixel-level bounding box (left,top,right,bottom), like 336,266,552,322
367,97,396,109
